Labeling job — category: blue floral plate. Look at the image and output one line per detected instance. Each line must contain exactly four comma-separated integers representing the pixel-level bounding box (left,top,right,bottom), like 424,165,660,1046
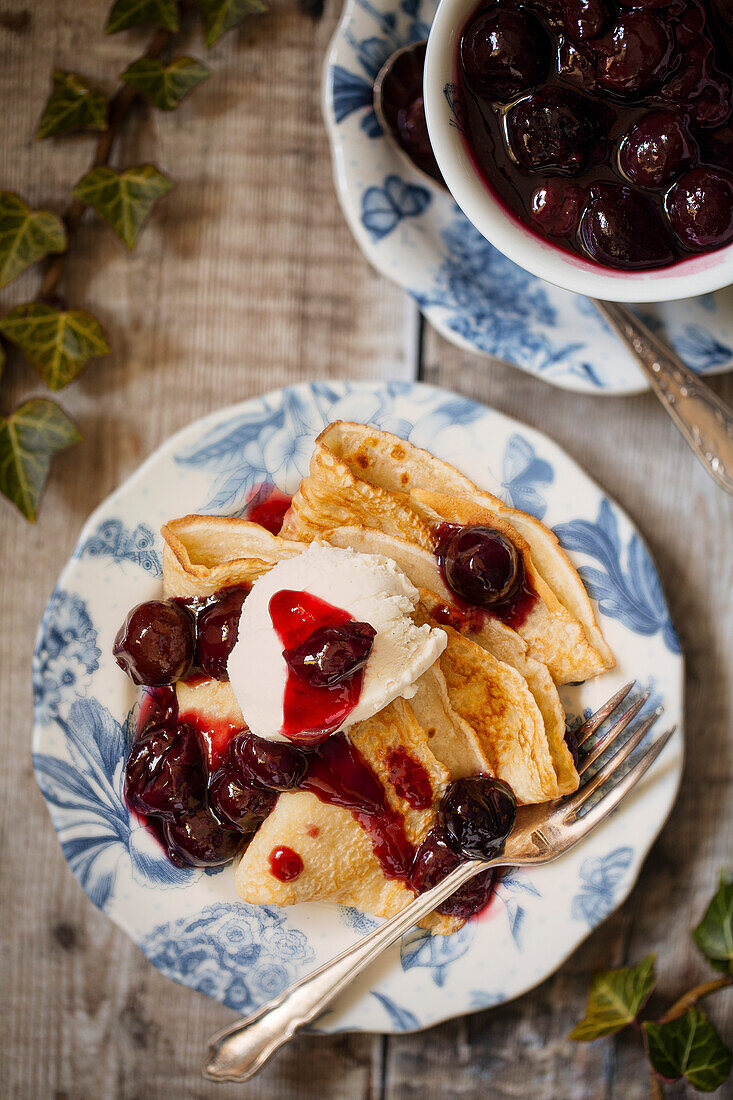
322,0,733,395
33,381,683,1033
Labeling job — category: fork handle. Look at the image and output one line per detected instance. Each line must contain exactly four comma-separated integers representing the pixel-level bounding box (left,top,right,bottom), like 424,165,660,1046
593,299,733,495
204,857,489,1082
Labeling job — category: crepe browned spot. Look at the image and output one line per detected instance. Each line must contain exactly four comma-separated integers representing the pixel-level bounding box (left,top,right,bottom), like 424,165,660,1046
283,422,614,684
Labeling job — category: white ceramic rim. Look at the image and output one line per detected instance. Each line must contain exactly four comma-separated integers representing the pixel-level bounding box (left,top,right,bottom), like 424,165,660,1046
423,1,733,304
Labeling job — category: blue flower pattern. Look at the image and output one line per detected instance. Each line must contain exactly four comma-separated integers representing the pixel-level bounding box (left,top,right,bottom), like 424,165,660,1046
571,847,634,927
501,434,554,520
76,518,161,576
362,175,432,241
554,499,680,654
140,903,314,1013
33,588,101,725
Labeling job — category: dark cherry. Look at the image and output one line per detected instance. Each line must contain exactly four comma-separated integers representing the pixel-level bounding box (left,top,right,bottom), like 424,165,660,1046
619,110,694,188
559,0,609,42
113,600,195,686
690,79,733,130
594,12,672,96
438,776,517,861
397,97,433,163
163,808,243,867
125,723,206,819
460,8,550,101
231,730,308,791
667,166,733,250
196,586,249,680
564,727,580,767
135,684,178,740
283,621,376,688
506,89,600,175
409,828,497,919
209,763,277,832
441,525,520,609
580,185,675,268
530,180,585,237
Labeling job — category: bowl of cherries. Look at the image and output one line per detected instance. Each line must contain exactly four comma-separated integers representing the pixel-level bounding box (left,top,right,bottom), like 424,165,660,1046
423,0,733,300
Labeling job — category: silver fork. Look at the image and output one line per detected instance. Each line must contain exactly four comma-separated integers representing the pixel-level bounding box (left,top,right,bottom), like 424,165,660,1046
205,682,675,1082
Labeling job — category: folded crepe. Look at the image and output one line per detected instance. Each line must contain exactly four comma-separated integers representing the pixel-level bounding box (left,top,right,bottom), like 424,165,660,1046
158,510,580,932
281,422,614,684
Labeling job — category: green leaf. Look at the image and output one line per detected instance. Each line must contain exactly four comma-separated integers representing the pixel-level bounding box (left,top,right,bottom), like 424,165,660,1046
0,399,81,521
36,70,108,139
72,165,172,249
644,1008,732,1092
0,304,110,390
121,56,209,110
0,192,66,289
694,881,733,974
568,955,656,1041
105,0,179,33
197,0,267,47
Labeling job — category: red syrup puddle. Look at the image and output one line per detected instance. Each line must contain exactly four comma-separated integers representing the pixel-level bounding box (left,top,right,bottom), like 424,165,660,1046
179,709,245,770
269,590,366,746
385,748,433,811
243,482,293,535
434,522,538,631
269,845,304,882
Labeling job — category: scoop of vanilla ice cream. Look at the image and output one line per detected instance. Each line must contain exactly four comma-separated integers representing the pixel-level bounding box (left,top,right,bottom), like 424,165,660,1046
227,543,446,742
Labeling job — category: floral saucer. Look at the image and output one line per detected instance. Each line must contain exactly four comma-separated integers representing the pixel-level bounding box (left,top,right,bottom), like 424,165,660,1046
322,0,733,395
33,381,683,1034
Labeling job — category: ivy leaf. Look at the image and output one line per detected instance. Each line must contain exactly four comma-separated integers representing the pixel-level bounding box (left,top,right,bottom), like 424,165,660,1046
694,879,733,974
0,304,110,390
197,0,267,47
0,399,81,521
105,0,179,33
644,1008,732,1092
36,70,108,139
121,57,209,110
568,955,656,1041
72,165,172,248
0,192,66,289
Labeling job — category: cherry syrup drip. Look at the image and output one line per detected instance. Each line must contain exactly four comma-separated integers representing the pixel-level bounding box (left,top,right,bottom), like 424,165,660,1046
178,709,245,770
298,732,417,879
243,482,293,535
269,590,368,746
385,748,434,810
269,845,304,882
434,523,537,630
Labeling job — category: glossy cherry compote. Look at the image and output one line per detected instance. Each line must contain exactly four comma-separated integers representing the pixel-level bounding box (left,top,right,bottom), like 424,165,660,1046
379,41,444,183
456,0,733,270
434,522,537,629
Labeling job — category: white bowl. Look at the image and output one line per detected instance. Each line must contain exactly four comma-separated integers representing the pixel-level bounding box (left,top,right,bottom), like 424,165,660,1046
424,1,733,303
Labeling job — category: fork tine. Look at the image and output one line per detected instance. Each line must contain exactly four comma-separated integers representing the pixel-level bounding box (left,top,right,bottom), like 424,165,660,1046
577,693,650,775
568,726,676,832
568,710,662,813
576,680,636,747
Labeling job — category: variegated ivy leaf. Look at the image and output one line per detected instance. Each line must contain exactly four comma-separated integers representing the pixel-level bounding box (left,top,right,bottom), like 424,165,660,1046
644,1008,732,1093
0,304,110,390
72,165,172,249
105,0,179,33
122,56,209,110
568,955,656,1041
197,0,267,48
0,192,66,289
36,70,108,139
0,399,81,521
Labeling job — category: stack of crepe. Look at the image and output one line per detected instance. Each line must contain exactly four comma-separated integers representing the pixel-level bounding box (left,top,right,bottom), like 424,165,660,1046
160,423,614,934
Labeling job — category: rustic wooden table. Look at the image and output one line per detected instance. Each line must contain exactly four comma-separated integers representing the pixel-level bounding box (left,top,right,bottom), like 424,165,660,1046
2,3,732,1097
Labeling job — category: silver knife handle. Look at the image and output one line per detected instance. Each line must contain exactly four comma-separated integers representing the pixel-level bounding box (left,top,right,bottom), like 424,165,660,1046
204,857,486,1082
594,299,733,495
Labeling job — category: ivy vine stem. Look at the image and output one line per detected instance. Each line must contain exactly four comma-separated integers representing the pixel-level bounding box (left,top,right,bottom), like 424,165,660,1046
38,25,174,302
658,975,733,1024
